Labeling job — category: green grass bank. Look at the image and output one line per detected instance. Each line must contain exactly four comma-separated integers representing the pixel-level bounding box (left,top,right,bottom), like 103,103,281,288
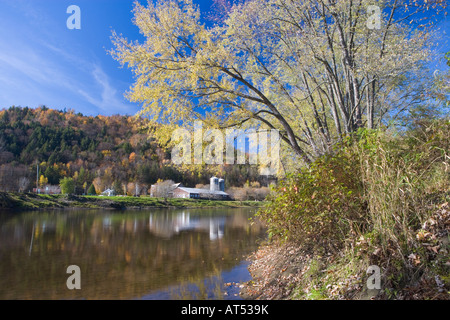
0,192,264,211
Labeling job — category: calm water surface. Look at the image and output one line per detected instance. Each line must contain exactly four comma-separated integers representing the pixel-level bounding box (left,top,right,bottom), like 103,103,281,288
0,208,266,300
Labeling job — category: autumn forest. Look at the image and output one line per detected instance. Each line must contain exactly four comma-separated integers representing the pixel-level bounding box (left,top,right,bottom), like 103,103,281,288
0,106,268,196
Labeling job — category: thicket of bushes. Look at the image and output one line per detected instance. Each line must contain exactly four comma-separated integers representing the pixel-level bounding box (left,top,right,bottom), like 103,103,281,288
256,118,449,299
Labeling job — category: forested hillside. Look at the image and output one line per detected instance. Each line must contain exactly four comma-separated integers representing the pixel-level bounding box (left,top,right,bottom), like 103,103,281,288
0,106,267,194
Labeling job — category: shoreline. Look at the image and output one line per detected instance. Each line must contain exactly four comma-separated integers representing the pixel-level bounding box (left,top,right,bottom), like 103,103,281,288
239,242,311,300
0,192,265,212
240,202,449,300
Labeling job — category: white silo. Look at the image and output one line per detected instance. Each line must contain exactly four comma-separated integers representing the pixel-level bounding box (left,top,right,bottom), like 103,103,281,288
210,177,219,192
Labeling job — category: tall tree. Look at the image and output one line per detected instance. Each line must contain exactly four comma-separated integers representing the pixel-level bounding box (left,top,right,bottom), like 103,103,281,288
111,0,446,165
87,183,97,195
60,177,75,195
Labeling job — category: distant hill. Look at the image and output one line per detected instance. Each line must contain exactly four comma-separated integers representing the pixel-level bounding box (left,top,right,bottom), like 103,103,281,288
0,106,267,194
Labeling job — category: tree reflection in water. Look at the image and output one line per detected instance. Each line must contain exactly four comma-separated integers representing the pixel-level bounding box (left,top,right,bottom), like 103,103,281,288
0,208,265,299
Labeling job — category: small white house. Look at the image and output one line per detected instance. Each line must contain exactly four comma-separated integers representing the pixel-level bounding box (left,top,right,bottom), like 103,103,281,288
101,189,116,197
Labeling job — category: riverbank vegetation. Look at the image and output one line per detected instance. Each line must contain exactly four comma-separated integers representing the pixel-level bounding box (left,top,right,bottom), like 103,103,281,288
0,192,264,211
245,119,449,299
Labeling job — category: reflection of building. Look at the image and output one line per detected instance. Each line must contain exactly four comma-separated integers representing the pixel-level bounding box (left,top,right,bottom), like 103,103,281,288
148,211,225,240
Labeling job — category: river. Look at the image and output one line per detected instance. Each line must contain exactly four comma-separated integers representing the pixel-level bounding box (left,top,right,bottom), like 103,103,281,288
0,207,266,300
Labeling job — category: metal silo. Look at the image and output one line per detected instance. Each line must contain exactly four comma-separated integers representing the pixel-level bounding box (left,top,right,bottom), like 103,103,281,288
219,179,225,192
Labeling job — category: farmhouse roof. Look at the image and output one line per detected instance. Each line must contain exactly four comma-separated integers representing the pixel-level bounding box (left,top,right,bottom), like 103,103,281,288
176,187,228,196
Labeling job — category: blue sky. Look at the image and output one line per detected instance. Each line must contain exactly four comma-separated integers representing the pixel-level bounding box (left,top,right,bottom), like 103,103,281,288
0,0,211,116
0,0,448,116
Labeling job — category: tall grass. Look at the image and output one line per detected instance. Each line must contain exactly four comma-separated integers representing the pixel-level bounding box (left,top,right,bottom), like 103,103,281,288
358,130,423,259
257,118,449,298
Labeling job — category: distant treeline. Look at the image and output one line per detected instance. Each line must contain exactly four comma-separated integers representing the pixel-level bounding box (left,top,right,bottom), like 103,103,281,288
0,106,272,195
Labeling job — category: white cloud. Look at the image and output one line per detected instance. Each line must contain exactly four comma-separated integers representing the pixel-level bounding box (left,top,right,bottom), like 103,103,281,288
0,26,135,114
78,64,135,114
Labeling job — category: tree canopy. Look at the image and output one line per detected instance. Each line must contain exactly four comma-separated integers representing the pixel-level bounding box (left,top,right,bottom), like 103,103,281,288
111,0,447,166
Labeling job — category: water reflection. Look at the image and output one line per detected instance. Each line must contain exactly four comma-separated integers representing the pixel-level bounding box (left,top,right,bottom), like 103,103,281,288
148,211,226,240
0,208,265,300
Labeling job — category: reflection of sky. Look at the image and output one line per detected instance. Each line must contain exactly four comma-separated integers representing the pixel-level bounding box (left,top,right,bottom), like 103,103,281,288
141,261,252,300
